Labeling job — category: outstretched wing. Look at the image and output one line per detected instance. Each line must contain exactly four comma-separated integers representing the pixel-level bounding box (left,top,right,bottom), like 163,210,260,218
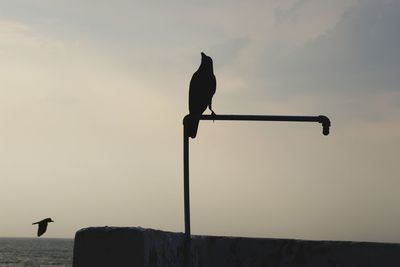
37,223,48,237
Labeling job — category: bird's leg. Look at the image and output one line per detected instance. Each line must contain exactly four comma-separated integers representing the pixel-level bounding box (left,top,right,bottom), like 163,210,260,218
209,103,216,122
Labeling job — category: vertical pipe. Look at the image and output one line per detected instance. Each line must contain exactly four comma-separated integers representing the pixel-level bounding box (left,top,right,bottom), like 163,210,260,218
183,125,191,239
183,122,191,267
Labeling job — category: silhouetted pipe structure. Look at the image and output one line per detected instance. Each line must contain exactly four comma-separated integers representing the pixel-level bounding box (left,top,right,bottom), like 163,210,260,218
183,114,331,241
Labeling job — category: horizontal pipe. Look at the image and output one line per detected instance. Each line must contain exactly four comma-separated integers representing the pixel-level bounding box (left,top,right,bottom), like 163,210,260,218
183,114,331,135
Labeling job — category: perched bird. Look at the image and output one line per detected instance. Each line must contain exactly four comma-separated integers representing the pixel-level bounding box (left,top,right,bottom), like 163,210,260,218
32,218,54,237
187,52,217,138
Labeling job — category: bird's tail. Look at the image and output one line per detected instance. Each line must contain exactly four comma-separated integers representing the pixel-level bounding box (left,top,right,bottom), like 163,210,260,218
185,115,200,138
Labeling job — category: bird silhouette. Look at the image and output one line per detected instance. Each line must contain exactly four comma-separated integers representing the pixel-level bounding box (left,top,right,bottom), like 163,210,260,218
32,218,54,237
187,52,216,138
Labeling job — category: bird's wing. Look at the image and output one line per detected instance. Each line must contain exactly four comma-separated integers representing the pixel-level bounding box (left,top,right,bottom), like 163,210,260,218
207,74,216,104
37,223,48,237
189,72,211,115
33,219,44,225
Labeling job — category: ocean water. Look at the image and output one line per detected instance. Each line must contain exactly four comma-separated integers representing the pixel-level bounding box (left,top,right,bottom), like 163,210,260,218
0,238,74,267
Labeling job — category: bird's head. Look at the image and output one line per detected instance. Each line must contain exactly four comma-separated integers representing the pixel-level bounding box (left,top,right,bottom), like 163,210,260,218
45,218,54,223
200,52,213,70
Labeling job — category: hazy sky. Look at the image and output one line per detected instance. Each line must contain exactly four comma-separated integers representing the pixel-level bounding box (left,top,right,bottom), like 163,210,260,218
1,0,399,242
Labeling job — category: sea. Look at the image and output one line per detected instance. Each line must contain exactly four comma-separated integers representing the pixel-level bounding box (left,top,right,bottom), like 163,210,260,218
0,238,74,267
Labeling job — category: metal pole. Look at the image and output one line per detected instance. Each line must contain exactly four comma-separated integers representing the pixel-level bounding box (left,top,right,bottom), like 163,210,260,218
183,117,192,267
199,114,331,135
183,124,190,239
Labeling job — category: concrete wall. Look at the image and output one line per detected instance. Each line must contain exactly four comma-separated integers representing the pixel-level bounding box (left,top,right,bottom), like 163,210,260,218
73,227,400,267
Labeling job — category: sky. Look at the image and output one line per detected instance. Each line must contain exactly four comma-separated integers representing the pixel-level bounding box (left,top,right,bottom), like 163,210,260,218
1,0,399,242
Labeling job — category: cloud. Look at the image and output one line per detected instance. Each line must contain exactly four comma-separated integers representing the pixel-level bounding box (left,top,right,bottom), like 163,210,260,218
229,0,400,124
274,0,309,24
263,0,400,95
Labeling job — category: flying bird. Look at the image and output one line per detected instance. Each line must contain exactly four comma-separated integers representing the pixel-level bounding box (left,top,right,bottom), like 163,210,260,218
187,52,217,138
32,218,54,237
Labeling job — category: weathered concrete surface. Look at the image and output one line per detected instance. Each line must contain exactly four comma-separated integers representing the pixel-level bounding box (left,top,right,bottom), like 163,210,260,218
73,227,400,267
